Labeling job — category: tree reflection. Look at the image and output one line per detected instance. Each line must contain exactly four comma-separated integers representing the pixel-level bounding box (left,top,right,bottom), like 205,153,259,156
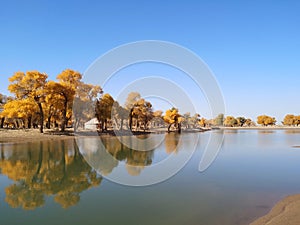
79,136,155,177
0,140,102,210
165,132,181,154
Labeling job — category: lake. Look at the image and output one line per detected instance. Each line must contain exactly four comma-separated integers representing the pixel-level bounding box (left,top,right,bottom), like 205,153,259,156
1,129,300,225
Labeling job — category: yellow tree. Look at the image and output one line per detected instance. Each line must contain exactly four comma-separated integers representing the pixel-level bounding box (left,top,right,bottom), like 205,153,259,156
295,116,300,126
53,69,82,131
95,93,115,132
8,71,48,132
163,108,182,133
257,115,276,126
236,117,246,127
2,99,39,128
244,118,255,127
131,98,153,131
223,116,238,127
199,117,207,127
45,81,73,131
283,114,296,126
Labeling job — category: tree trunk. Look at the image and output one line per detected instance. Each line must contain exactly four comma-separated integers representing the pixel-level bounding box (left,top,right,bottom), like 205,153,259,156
61,99,68,132
178,122,181,133
0,117,4,128
46,115,51,129
129,108,134,131
167,124,172,133
38,102,44,133
27,116,32,129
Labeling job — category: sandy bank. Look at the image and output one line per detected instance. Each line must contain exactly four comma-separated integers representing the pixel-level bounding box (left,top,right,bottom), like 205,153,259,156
250,194,300,225
0,129,75,143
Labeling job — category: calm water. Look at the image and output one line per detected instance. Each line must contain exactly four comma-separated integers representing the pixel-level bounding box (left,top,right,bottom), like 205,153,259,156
1,130,300,225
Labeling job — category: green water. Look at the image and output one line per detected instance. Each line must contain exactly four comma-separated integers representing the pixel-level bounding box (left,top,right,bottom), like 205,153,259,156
1,130,300,225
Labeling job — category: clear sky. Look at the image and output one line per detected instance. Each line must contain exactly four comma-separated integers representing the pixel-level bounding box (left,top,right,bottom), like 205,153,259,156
1,0,299,121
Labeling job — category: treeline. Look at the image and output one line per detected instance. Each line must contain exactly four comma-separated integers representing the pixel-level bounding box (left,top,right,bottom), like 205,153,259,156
0,70,299,133
0,70,102,133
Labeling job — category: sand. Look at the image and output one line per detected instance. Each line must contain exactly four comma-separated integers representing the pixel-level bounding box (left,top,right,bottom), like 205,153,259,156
249,194,300,225
0,128,75,143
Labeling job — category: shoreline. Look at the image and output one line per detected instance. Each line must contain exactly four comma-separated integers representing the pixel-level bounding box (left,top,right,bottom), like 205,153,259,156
1,126,300,143
249,194,300,225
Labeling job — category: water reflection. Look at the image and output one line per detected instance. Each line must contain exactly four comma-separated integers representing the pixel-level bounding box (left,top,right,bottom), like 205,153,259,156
0,140,102,210
77,136,156,177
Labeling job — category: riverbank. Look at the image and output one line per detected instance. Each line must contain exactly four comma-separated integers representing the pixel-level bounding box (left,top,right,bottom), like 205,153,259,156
1,126,300,143
250,194,300,225
0,127,212,143
0,128,76,143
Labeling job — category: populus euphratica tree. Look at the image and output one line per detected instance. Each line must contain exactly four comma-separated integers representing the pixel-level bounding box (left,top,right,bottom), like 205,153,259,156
8,71,48,133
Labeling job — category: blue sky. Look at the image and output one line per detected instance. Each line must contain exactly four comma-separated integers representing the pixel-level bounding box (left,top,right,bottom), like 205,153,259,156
1,0,300,121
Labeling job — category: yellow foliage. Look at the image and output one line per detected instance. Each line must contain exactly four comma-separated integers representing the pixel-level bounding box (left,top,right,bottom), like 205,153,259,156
257,115,276,126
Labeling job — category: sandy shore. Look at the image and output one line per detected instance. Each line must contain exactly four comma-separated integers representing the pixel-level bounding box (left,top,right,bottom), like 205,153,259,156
1,126,300,143
0,128,76,143
250,194,300,225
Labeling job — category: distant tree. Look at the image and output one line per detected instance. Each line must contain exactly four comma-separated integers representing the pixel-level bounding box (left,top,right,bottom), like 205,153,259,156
282,114,296,126
223,116,238,127
182,112,191,128
295,116,300,126
152,110,163,128
244,118,255,127
236,117,246,127
190,113,201,128
125,92,141,110
199,117,207,127
257,115,276,126
130,98,153,131
8,71,48,133
124,92,142,130
214,113,224,126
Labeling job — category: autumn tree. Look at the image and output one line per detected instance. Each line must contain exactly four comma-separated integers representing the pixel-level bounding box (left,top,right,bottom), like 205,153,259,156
45,69,82,132
1,99,39,128
163,108,182,133
8,71,48,133
283,114,296,126
199,117,207,127
244,118,255,127
257,115,276,126
214,113,224,126
125,92,141,130
236,117,246,127
131,98,153,131
95,93,115,132
223,116,238,127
